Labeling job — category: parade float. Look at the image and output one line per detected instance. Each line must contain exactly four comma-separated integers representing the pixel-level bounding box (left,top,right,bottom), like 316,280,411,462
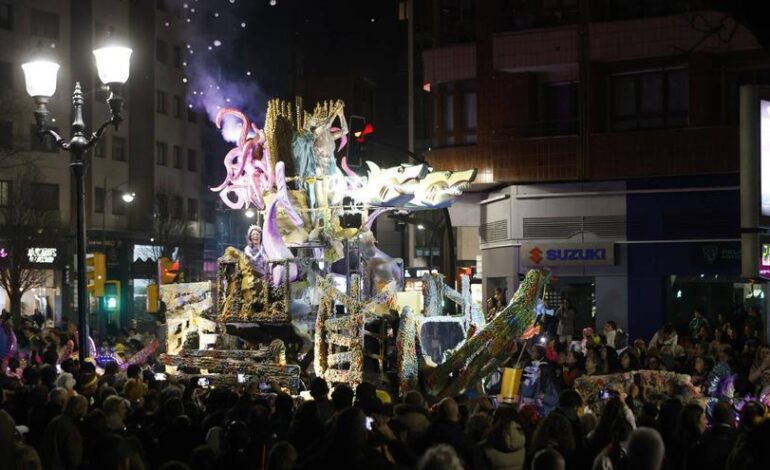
159,97,549,398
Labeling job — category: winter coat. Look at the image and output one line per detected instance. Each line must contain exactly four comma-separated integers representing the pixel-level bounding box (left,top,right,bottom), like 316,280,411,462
41,414,83,470
482,421,526,470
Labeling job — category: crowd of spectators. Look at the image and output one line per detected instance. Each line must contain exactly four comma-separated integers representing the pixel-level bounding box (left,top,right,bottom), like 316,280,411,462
0,306,769,470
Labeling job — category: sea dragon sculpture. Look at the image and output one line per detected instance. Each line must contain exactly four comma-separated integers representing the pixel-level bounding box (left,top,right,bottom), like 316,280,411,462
263,161,304,287
419,269,548,398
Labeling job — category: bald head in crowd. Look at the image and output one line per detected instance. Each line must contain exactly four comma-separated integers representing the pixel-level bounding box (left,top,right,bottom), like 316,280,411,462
628,427,665,470
531,448,565,470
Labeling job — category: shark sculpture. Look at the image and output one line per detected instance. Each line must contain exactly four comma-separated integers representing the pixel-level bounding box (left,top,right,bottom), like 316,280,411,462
341,157,429,207
404,168,477,210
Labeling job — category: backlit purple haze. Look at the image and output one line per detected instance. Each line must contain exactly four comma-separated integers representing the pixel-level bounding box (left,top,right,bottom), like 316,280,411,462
176,0,268,143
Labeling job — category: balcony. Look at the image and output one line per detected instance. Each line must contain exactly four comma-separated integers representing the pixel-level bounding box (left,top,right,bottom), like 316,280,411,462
427,126,737,184
423,11,760,85
588,126,738,179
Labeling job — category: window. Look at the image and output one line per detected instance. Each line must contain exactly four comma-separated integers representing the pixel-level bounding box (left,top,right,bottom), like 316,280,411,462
188,198,198,221
0,3,12,30
173,45,182,68
94,187,105,213
156,38,167,64
0,180,10,207
0,60,12,89
187,108,197,123
187,149,197,171
542,82,578,135
156,194,169,218
31,9,59,39
94,137,107,158
433,80,477,146
203,200,216,223
0,120,12,148
172,196,183,219
156,90,167,114
155,141,168,165
30,125,59,152
611,68,688,131
173,145,183,168
172,95,182,118
112,136,126,161
30,183,59,210
94,22,115,45
111,191,126,215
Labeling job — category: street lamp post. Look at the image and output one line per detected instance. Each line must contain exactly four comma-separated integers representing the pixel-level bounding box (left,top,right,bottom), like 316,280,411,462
22,46,132,362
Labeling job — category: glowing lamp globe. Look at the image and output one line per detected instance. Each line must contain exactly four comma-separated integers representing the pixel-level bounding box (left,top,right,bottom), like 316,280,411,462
21,61,60,97
121,192,136,203
93,46,132,85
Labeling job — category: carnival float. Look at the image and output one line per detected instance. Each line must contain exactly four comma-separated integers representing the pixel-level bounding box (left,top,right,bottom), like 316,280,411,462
155,96,549,399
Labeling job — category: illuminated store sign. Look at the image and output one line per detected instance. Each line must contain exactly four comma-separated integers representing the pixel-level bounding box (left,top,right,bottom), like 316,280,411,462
27,247,57,263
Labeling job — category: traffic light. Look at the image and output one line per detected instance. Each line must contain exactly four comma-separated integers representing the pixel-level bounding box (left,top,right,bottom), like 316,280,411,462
147,283,160,313
158,257,180,285
103,280,120,312
86,253,106,296
346,115,372,167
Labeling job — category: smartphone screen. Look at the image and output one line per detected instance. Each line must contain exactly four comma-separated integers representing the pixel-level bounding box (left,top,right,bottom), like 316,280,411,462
198,377,210,388
365,416,375,431
154,372,167,381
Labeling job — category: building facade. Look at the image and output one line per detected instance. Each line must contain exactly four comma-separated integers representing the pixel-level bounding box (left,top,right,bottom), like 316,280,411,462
420,0,767,338
0,0,212,331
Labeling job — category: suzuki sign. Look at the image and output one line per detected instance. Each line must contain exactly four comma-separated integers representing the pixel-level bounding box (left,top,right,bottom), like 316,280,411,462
521,242,615,267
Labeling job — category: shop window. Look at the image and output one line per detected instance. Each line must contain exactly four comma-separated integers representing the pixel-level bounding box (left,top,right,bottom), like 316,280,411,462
112,136,126,161
155,141,167,165
31,9,58,39
30,183,58,210
187,149,197,172
188,198,198,221
0,180,10,207
94,187,105,213
611,68,688,131
112,191,126,215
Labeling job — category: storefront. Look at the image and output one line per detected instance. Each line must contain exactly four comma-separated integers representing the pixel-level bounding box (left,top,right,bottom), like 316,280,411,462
0,244,66,324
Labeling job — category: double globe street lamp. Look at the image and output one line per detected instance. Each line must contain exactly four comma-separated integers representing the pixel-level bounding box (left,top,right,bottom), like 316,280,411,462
22,45,132,362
